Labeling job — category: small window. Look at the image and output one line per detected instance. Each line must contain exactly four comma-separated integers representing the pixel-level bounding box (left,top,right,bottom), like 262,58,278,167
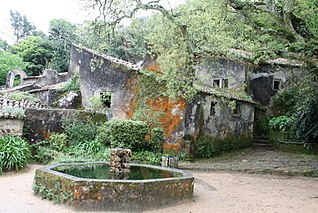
273,79,281,90
210,101,217,116
233,102,241,116
100,91,112,108
213,79,220,88
222,79,229,88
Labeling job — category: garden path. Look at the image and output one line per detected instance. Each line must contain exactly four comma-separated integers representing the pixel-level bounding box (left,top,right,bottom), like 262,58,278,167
0,148,318,213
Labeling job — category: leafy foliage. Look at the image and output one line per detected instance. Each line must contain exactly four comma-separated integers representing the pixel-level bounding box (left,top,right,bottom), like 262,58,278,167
0,107,25,119
11,36,53,76
10,10,36,42
48,133,68,152
48,19,78,71
131,151,161,166
295,87,318,143
7,91,40,104
0,50,28,85
195,135,253,158
269,116,295,132
62,116,98,146
96,119,149,150
0,136,31,173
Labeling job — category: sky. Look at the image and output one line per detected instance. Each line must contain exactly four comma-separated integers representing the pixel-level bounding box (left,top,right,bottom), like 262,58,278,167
0,0,185,44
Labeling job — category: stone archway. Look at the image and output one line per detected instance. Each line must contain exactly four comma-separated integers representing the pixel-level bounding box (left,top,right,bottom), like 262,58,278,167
6,69,28,88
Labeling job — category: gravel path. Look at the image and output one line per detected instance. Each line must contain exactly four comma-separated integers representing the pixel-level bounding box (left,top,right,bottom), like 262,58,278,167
179,148,318,177
0,148,317,213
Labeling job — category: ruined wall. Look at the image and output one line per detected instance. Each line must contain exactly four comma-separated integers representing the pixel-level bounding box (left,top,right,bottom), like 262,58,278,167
184,94,254,139
196,58,246,89
69,45,138,120
249,65,297,105
24,108,107,142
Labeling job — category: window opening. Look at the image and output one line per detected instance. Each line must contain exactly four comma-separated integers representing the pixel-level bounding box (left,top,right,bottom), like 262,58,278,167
222,79,229,88
213,79,220,88
210,101,217,116
233,102,241,116
273,79,281,90
100,91,112,108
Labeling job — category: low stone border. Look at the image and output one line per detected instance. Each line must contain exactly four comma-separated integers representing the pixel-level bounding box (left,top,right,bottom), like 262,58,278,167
34,162,194,211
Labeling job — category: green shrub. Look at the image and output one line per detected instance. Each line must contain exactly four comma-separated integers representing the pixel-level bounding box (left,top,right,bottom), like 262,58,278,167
97,119,149,151
132,151,162,165
0,136,31,173
61,73,80,92
0,107,25,119
195,135,252,158
6,92,40,104
196,137,217,158
149,127,164,152
62,117,98,146
33,146,59,164
48,133,68,151
269,116,295,131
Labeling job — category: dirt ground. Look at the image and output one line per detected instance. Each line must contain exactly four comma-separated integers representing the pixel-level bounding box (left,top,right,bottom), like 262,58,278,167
1,164,318,213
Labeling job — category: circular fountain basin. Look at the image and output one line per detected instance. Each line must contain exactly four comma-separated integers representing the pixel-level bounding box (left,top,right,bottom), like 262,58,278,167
34,162,194,211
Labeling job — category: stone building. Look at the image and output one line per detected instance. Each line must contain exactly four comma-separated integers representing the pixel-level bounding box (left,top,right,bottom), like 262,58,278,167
69,45,258,151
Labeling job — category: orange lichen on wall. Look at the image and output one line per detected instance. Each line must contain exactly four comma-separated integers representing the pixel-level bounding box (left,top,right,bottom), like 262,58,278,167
147,97,185,137
144,61,161,73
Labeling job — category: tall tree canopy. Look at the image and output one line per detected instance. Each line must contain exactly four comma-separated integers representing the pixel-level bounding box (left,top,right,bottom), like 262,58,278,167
48,19,79,71
82,0,318,99
10,10,36,42
11,36,53,76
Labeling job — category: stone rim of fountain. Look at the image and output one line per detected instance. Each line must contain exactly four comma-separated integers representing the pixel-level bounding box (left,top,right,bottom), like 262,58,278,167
39,161,193,182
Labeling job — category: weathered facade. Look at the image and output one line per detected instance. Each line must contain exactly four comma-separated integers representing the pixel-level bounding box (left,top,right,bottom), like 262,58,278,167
184,95,254,139
69,45,140,119
70,45,257,151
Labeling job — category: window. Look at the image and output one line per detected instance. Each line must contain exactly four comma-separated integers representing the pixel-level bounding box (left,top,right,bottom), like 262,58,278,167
233,102,241,116
210,101,217,116
273,79,281,90
222,79,229,88
213,79,220,88
100,91,112,108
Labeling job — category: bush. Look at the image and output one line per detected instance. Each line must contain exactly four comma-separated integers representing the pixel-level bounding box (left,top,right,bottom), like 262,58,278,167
295,88,318,143
195,135,252,158
269,116,295,131
196,137,217,158
33,146,59,164
6,92,40,104
0,106,25,119
48,133,68,151
0,136,31,173
132,151,162,165
149,127,164,152
62,117,98,146
97,119,149,151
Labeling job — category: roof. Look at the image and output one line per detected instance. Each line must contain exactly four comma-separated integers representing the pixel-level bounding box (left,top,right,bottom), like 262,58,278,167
228,48,303,67
195,84,256,104
72,44,142,71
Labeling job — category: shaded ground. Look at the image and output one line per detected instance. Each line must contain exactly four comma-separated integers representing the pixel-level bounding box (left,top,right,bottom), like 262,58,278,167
179,148,318,177
0,148,317,213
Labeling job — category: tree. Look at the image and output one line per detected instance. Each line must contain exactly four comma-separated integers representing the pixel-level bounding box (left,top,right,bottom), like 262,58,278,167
48,19,78,72
11,36,53,76
0,51,28,85
0,39,9,51
77,19,149,63
83,0,318,99
10,10,36,42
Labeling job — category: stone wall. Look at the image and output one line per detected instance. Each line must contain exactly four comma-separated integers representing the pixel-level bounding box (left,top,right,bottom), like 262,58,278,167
24,108,107,142
0,119,24,136
69,45,139,120
184,94,254,139
196,58,246,89
249,64,299,105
